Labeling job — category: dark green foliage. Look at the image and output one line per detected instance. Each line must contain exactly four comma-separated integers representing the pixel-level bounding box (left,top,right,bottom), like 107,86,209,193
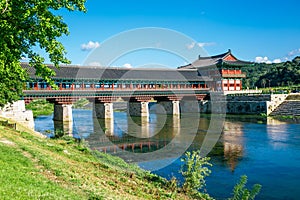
229,175,261,200
242,57,300,89
0,0,86,106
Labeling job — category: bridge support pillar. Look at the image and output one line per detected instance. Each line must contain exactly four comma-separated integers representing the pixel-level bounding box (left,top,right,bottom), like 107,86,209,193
94,103,114,119
156,101,180,116
128,102,149,118
53,104,73,135
53,104,73,122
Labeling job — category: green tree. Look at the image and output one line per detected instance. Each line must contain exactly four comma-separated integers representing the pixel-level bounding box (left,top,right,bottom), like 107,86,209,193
0,0,86,107
261,78,266,88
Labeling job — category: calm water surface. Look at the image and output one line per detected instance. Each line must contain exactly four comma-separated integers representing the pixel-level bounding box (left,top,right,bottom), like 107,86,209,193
35,109,300,200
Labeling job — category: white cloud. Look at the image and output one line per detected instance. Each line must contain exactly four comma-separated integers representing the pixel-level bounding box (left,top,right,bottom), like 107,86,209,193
186,42,196,50
123,63,133,68
254,48,300,64
288,48,300,56
287,48,300,58
81,41,100,51
87,62,101,66
255,56,270,63
273,59,282,63
255,56,282,64
186,42,216,50
197,42,216,48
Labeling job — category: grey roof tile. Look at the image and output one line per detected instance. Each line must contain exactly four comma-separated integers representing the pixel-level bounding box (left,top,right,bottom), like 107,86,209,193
21,63,212,82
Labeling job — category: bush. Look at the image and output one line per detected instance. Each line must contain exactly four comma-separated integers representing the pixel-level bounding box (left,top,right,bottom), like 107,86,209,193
229,175,261,200
180,150,213,199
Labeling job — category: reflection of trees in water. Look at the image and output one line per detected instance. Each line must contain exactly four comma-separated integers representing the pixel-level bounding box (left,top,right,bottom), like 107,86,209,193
196,120,245,172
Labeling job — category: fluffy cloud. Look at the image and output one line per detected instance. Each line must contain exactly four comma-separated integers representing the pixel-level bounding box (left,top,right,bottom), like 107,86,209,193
255,56,271,63
288,48,300,57
123,63,133,68
186,42,216,50
87,62,101,66
272,59,282,63
255,56,282,64
197,42,216,48
186,42,196,50
81,41,100,51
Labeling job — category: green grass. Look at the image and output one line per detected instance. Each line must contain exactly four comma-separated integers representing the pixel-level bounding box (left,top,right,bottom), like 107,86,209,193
0,124,188,199
25,99,53,117
0,143,83,200
72,98,91,109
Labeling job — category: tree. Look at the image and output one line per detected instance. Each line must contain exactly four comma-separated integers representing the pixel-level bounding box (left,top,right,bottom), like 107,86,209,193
0,0,86,107
261,78,266,88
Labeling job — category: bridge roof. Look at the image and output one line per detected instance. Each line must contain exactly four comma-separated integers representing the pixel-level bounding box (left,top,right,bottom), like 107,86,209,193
178,49,253,69
21,63,212,82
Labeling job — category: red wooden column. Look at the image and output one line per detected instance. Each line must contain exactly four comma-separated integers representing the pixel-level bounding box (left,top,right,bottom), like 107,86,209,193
34,82,39,90
234,80,236,91
240,80,243,90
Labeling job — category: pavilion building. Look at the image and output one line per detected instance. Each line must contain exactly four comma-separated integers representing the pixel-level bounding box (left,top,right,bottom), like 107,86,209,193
178,49,252,91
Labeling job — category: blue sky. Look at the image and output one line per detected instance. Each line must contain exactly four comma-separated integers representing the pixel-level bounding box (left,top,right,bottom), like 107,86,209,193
52,0,300,67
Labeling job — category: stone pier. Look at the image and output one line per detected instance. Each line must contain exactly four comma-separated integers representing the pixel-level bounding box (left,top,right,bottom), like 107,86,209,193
128,102,149,118
53,104,73,134
93,102,114,119
53,104,73,122
156,100,180,116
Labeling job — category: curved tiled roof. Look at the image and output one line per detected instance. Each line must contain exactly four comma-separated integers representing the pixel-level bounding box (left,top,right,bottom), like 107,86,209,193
21,63,212,82
178,50,253,69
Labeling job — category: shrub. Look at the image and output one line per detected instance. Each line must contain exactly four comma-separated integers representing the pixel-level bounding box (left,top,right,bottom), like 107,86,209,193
180,150,213,199
229,175,261,200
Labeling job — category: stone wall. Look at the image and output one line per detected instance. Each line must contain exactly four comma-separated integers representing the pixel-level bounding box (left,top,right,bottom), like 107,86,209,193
0,100,34,130
200,94,288,115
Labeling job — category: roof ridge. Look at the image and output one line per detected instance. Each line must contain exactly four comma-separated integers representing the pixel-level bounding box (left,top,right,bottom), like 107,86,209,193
198,49,231,60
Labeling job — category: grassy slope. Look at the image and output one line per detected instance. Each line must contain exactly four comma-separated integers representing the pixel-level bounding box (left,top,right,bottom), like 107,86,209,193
0,124,188,199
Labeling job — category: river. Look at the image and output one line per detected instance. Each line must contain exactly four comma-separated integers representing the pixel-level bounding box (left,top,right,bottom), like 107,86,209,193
34,109,300,199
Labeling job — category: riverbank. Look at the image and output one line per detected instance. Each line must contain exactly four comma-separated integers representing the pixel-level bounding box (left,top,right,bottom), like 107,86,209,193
0,120,189,199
